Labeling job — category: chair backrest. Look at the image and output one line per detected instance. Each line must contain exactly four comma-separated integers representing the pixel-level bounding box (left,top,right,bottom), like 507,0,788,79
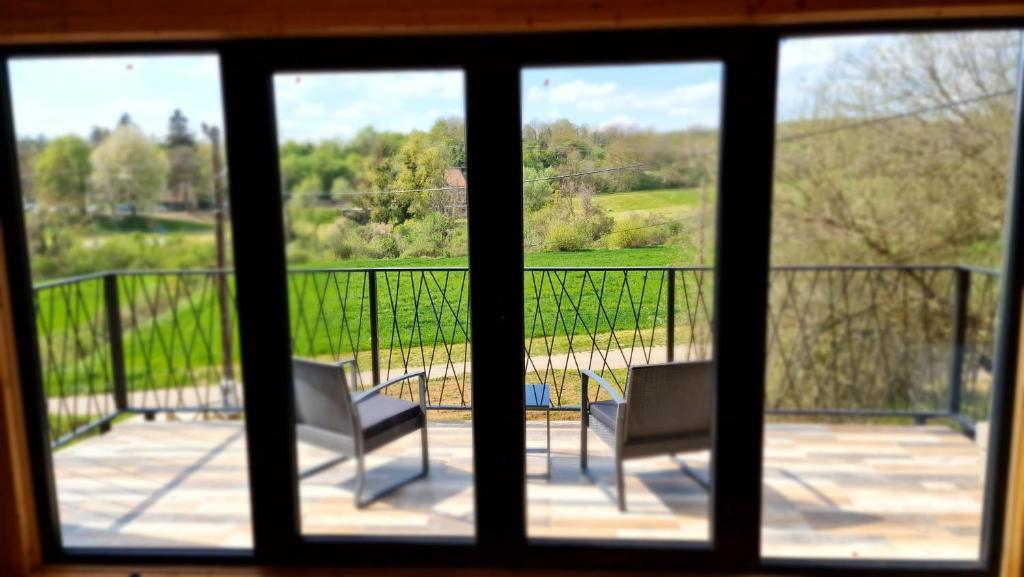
622,361,712,444
292,358,357,437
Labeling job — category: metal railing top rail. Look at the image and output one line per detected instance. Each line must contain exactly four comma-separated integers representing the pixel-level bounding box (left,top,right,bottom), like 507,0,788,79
959,265,1001,276
31,263,999,287
33,271,109,290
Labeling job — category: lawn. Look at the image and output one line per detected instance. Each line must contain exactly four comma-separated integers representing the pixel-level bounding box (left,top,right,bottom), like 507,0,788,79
301,245,693,270
592,187,706,219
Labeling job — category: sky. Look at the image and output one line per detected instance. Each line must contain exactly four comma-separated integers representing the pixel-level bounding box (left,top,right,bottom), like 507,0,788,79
522,62,721,131
7,35,879,142
9,54,224,142
272,70,464,142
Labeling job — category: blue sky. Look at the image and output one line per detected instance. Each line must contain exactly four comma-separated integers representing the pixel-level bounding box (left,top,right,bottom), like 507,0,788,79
272,70,464,142
9,54,224,141
522,63,721,131
7,36,877,141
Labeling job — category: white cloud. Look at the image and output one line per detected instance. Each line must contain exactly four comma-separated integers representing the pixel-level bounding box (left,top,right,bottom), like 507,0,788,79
527,76,721,129
273,71,463,141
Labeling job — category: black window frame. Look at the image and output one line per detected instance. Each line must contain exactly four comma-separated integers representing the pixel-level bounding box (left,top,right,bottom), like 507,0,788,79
0,19,1017,577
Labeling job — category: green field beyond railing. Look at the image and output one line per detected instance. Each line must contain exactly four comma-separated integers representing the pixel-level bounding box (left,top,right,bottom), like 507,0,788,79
33,265,1000,447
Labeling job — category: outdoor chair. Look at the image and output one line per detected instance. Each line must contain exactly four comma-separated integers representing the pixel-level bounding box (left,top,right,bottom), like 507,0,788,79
580,360,712,511
292,357,429,508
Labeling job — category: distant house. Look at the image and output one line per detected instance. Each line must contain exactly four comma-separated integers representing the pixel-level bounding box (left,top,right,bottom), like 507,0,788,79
444,167,468,218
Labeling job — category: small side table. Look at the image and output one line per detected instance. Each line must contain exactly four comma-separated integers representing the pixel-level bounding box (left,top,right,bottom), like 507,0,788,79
525,383,552,479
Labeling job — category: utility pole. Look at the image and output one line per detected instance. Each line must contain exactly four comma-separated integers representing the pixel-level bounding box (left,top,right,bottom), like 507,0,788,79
203,124,238,408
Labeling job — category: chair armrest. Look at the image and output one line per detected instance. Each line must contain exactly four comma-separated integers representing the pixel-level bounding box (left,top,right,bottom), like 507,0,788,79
355,371,427,407
332,358,362,390
581,369,625,405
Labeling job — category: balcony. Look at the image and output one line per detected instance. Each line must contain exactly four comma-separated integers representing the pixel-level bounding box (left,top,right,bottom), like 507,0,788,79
35,265,999,558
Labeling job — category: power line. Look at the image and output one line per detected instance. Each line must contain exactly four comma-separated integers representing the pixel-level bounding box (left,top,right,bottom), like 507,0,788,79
310,88,1014,202
524,164,646,183
776,89,1014,143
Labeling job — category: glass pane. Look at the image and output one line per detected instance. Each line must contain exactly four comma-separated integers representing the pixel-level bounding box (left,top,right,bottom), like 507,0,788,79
521,63,721,542
273,70,474,539
761,31,1020,560
9,55,252,549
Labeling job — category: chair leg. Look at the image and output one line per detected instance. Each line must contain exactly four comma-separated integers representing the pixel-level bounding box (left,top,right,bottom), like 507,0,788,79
355,423,431,509
354,452,366,509
420,418,429,474
616,454,626,512
580,409,589,470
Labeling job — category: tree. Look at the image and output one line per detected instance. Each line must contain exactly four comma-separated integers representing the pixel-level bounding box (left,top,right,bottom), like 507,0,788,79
166,146,202,209
522,167,554,213
166,109,195,147
165,110,202,209
773,31,1019,267
32,135,91,216
90,124,168,213
16,136,47,204
394,131,447,218
88,127,110,146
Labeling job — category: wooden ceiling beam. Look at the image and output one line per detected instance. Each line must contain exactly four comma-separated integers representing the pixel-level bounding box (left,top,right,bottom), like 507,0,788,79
0,0,1023,45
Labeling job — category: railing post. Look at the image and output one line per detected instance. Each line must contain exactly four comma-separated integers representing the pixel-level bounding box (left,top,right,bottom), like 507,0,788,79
949,267,971,417
368,270,381,387
103,273,128,412
666,269,675,362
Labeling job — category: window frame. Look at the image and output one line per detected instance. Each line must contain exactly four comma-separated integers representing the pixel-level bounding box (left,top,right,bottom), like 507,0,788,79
0,20,1017,577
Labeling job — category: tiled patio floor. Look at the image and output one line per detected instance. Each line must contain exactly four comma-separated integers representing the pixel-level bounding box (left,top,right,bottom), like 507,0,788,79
53,416,985,560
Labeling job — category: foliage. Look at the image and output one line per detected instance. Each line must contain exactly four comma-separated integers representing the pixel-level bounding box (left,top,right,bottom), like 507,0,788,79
32,135,92,215
166,109,195,147
398,212,466,258
543,222,591,252
522,167,555,213
164,110,206,209
773,31,1018,268
526,196,615,253
606,215,673,249
89,124,168,213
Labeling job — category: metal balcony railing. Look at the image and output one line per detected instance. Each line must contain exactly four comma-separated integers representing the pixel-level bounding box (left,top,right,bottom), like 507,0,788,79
32,265,1000,448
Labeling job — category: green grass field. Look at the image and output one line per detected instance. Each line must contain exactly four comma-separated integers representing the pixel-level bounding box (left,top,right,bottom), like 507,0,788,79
593,187,706,220
302,245,692,270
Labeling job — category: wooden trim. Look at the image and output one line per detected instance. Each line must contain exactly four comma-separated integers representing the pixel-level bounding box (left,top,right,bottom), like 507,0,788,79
1003,307,1024,577
0,0,1023,45
28,567,771,577
0,228,41,577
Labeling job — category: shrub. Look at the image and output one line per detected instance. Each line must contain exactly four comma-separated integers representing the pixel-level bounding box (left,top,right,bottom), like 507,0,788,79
286,242,313,264
526,201,615,252
607,215,672,249
544,222,590,252
324,218,363,259
369,234,400,259
399,212,464,258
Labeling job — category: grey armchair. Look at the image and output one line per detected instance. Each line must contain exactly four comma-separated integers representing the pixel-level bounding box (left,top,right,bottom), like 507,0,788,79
292,357,428,508
580,361,712,511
